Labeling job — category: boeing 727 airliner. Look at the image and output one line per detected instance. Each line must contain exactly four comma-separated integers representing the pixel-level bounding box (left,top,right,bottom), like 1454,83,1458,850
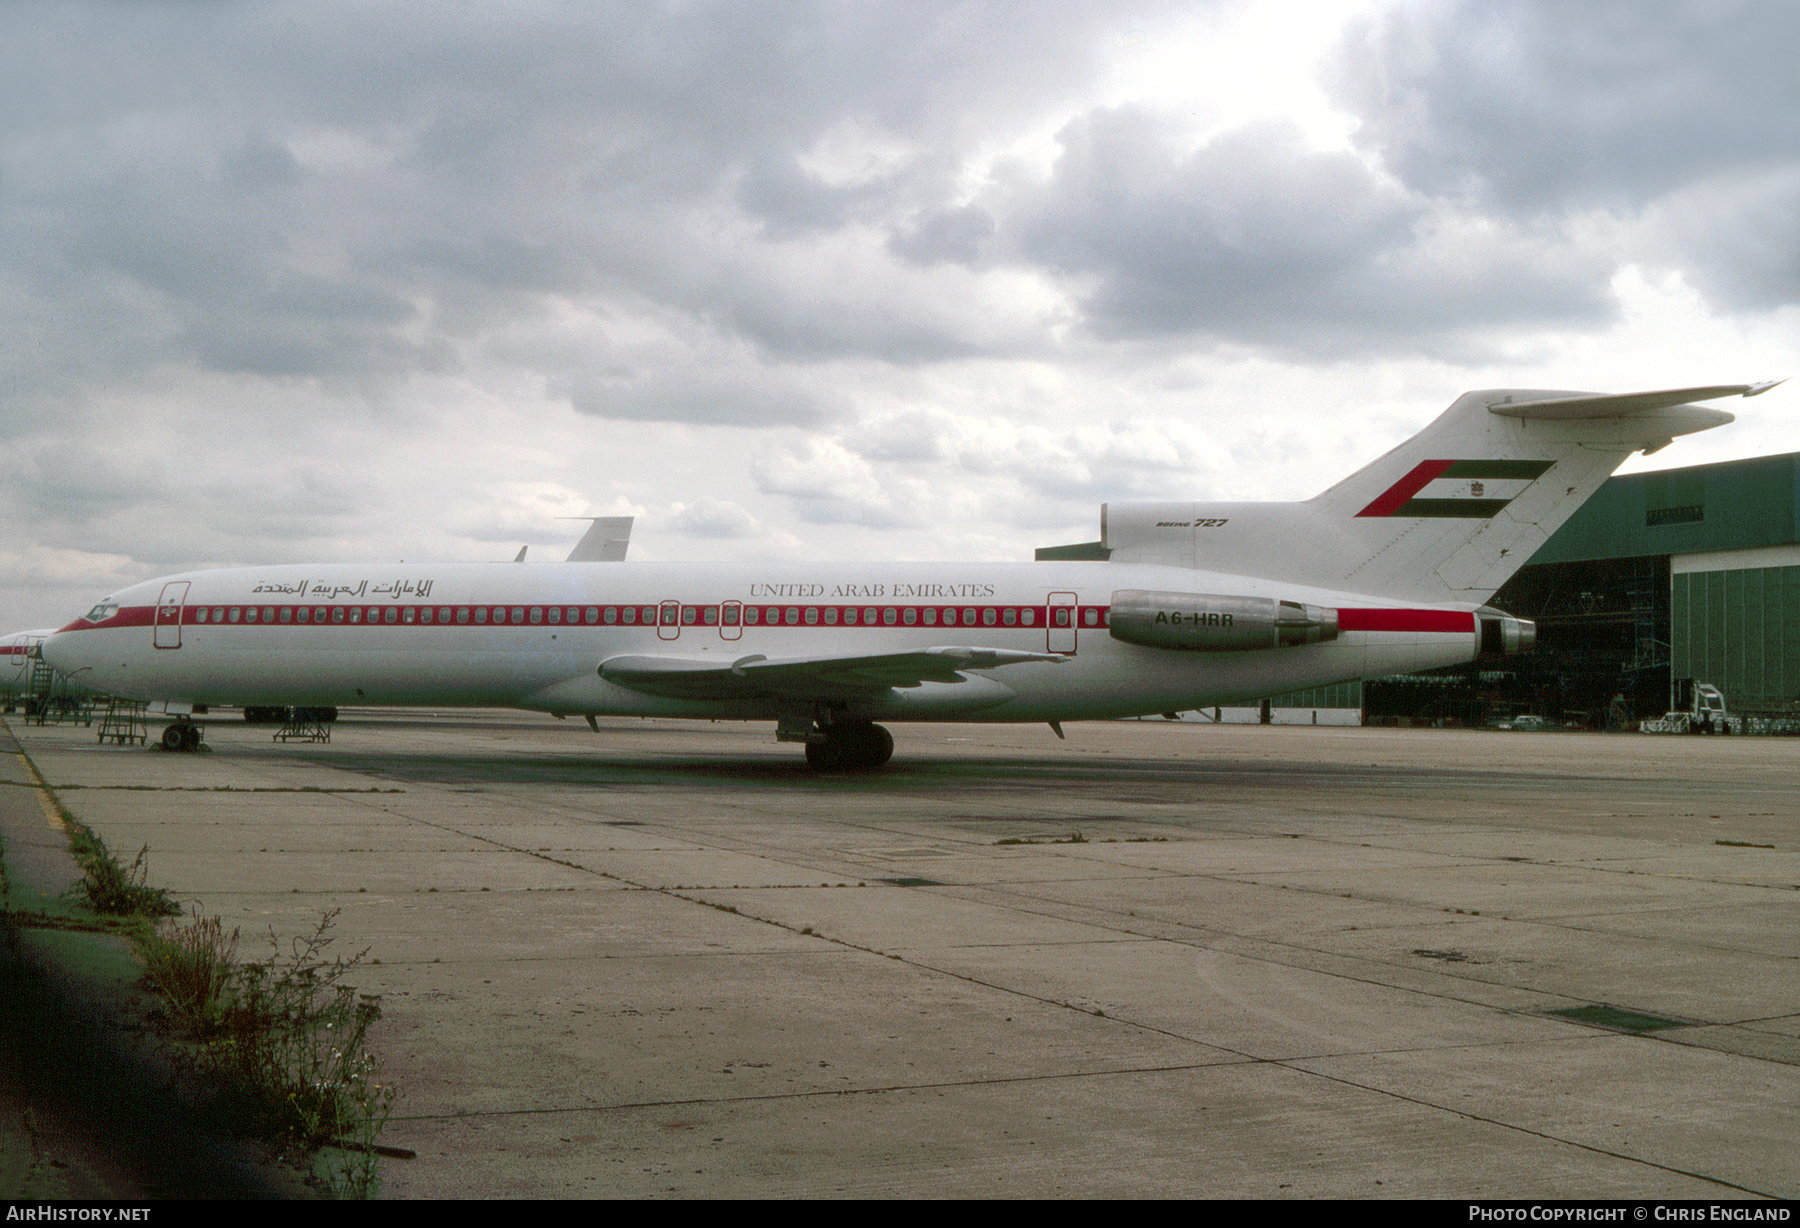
40,384,1774,768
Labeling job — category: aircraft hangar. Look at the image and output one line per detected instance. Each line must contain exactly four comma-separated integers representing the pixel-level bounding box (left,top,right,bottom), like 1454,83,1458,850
1374,451,1800,728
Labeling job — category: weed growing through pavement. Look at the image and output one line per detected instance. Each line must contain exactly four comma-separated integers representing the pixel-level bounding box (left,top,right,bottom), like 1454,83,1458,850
64,820,180,918
139,909,396,1198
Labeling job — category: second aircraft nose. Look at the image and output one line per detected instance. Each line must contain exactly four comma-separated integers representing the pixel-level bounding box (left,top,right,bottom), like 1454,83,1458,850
38,629,93,683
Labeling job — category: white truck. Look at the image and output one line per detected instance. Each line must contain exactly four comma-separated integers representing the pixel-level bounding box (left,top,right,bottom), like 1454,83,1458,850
1641,681,1734,734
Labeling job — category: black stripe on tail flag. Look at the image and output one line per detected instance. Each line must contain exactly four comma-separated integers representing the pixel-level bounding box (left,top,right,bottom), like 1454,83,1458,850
1357,459,1554,518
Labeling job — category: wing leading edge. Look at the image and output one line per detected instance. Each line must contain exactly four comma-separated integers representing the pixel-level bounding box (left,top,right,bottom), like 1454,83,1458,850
599,646,1067,702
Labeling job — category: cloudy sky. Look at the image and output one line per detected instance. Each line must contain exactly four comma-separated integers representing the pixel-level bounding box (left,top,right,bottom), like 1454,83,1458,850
4,0,1797,629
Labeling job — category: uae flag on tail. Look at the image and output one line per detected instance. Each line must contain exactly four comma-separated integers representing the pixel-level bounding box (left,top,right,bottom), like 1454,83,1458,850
1357,459,1554,518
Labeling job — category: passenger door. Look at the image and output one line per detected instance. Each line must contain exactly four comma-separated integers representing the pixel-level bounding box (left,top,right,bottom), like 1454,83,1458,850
154,582,190,649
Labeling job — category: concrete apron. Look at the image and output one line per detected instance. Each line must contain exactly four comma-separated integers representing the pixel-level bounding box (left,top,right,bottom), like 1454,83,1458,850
8,711,1800,1199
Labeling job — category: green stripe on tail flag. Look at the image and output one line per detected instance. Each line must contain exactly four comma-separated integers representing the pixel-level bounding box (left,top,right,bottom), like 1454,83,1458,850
1357,460,1554,518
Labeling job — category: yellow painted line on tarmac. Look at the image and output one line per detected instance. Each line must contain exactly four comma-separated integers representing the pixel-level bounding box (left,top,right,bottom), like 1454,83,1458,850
16,755,66,832
2,727,67,832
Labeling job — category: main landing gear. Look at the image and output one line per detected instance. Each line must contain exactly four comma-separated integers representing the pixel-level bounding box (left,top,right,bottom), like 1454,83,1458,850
159,721,203,752
804,721,894,772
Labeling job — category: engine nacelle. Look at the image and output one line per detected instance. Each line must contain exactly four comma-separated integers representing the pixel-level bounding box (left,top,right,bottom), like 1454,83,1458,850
1109,590,1340,652
1478,613,1536,655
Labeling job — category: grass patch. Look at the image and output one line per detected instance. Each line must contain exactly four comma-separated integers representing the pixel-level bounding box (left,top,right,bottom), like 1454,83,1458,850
64,821,180,918
1548,1005,1688,1033
138,909,397,1197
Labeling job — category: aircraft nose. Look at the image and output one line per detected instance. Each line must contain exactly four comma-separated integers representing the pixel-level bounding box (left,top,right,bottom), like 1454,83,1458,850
39,630,84,676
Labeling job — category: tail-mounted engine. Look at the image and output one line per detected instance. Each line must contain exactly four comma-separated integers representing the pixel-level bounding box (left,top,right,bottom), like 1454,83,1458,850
1478,612,1536,655
1109,590,1339,652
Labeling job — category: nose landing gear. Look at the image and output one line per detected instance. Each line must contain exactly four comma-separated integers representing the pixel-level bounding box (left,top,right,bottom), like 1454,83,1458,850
803,721,894,772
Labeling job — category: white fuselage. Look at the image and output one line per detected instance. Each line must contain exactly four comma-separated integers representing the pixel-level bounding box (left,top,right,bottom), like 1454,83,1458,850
42,560,1482,722
0,630,49,700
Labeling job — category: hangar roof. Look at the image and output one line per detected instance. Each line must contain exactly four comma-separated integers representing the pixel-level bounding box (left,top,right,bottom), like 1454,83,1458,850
1533,453,1800,565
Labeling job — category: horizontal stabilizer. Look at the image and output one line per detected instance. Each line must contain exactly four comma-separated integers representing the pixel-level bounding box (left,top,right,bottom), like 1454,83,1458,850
1487,382,1779,420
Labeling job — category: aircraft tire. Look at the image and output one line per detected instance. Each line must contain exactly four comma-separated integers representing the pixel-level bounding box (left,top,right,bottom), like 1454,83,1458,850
161,724,187,752
857,723,894,768
804,737,848,771
181,724,201,751
804,722,894,771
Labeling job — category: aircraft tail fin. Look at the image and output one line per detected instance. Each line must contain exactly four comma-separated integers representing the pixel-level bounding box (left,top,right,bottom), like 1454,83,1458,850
1103,384,1768,604
564,516,634,563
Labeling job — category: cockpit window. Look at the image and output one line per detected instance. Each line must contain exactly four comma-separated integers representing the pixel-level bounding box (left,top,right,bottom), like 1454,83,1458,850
84,602,119,622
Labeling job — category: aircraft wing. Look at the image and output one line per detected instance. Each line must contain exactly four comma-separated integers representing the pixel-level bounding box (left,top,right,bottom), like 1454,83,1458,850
599,646,1067,701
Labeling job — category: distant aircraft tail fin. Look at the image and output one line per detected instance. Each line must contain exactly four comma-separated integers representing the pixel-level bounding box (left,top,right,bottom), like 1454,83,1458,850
564,516,634,563
1103,384,1768,604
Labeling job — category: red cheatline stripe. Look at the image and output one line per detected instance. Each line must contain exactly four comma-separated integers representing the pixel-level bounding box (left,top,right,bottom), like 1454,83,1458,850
63,603,1467,635
1338,608,1474,633
57,604,1113,632
1356,459,1454,517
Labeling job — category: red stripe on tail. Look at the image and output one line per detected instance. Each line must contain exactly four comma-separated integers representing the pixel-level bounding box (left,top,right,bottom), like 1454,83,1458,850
1356,459,1454,517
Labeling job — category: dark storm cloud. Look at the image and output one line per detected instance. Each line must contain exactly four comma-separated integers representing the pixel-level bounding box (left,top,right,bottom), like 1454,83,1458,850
552,368,827,429
888,205,997,267
1010,109,1614,353
1329,0,1800,213
0,434,363,570
0,0,1170,428
1640,167,1800,312
1327,0,1800,311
